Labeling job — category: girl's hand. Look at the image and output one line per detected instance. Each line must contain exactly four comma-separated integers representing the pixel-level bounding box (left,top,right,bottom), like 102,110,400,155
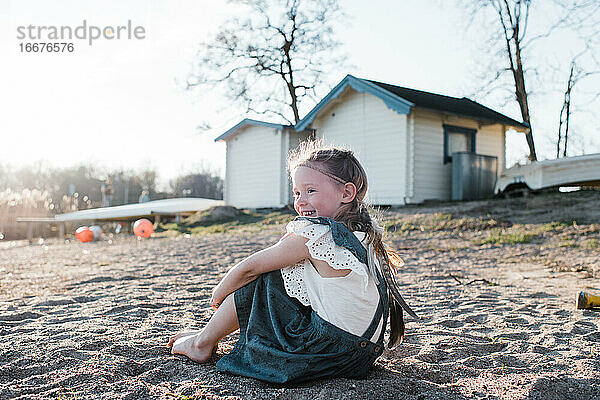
210,286,223,310
209,297,220,310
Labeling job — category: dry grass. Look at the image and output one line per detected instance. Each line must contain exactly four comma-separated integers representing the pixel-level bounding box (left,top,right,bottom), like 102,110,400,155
158,207,295,236
383,212,503,234
475,228,537,245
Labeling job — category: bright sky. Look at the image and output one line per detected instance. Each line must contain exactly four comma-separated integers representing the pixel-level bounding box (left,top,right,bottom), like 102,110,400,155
2,0,598,189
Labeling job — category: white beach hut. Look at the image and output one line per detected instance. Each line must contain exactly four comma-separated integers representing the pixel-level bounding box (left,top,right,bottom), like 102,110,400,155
295,75,529,204
216,75,530,207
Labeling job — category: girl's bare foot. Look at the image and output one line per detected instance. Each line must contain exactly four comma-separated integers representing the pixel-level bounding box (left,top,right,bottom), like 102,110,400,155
168,293,237,363
170,332,216,363
167,330,200,348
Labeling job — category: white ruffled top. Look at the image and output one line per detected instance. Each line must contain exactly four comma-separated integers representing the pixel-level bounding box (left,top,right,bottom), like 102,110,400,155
281,219,383,342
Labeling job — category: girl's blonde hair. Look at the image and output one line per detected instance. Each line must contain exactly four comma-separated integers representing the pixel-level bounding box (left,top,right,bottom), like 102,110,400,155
287,140,407,346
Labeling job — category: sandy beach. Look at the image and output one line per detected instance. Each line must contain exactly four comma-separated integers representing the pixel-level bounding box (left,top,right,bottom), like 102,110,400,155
1,192,600,399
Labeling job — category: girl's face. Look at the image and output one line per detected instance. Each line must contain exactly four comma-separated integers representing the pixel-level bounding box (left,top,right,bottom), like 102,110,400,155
292,166,351,218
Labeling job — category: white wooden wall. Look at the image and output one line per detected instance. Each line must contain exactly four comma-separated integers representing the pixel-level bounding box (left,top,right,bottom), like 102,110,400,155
311,88,407,205
225,125,285,208
410,109,505,203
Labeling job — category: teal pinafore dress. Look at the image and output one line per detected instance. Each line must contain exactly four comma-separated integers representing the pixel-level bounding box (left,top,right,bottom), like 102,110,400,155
215,217,389,384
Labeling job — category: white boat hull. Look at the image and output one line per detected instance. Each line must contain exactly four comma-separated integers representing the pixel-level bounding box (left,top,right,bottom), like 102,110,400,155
495,153,600,194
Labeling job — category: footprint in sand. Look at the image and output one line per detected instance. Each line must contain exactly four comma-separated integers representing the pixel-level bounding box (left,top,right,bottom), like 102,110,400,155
530,344,555,354
504,316,533,326
0,311,42,322
437,319,464,328
71,295,104,303
34,298,75,307
582,332,600,343
414,348,452,363
464,313,488,324
527,291,558,299
78,339,113,351
51,348,93,361
497,331,532,341
111,359,149,377
103,304,137,315
569,320,597,335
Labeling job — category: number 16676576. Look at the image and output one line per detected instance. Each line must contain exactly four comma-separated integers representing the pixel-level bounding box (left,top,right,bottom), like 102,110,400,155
19,42,74,52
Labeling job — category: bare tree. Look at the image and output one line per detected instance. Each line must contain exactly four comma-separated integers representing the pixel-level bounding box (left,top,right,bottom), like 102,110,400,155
555,1,600,158
557,59,600,158
557,61,575,158
466,0,537,161
187,0,346,125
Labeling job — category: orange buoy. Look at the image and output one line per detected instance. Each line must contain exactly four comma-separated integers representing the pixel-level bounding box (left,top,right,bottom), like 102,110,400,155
75,226,94,243
133,219,153,238
89,225,102,240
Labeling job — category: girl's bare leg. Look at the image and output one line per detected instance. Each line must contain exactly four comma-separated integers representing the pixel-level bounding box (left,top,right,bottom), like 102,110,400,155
168,293,239,363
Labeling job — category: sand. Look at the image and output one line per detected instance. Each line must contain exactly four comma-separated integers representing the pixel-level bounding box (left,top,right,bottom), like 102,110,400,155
1,193,600,399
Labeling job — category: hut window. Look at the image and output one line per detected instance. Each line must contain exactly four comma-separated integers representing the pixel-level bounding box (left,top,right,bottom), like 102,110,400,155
443,124,476,164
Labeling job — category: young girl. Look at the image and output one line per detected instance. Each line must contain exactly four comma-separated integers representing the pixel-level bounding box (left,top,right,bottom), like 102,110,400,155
167,142,418,383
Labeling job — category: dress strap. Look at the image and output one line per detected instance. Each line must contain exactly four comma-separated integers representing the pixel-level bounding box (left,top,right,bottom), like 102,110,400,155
360,264,388,343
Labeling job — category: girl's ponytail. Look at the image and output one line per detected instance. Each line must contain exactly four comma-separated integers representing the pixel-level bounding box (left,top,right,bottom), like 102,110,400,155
370,217,420,348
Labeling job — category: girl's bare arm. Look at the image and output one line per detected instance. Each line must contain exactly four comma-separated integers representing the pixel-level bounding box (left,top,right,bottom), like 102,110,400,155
210,234,309,307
